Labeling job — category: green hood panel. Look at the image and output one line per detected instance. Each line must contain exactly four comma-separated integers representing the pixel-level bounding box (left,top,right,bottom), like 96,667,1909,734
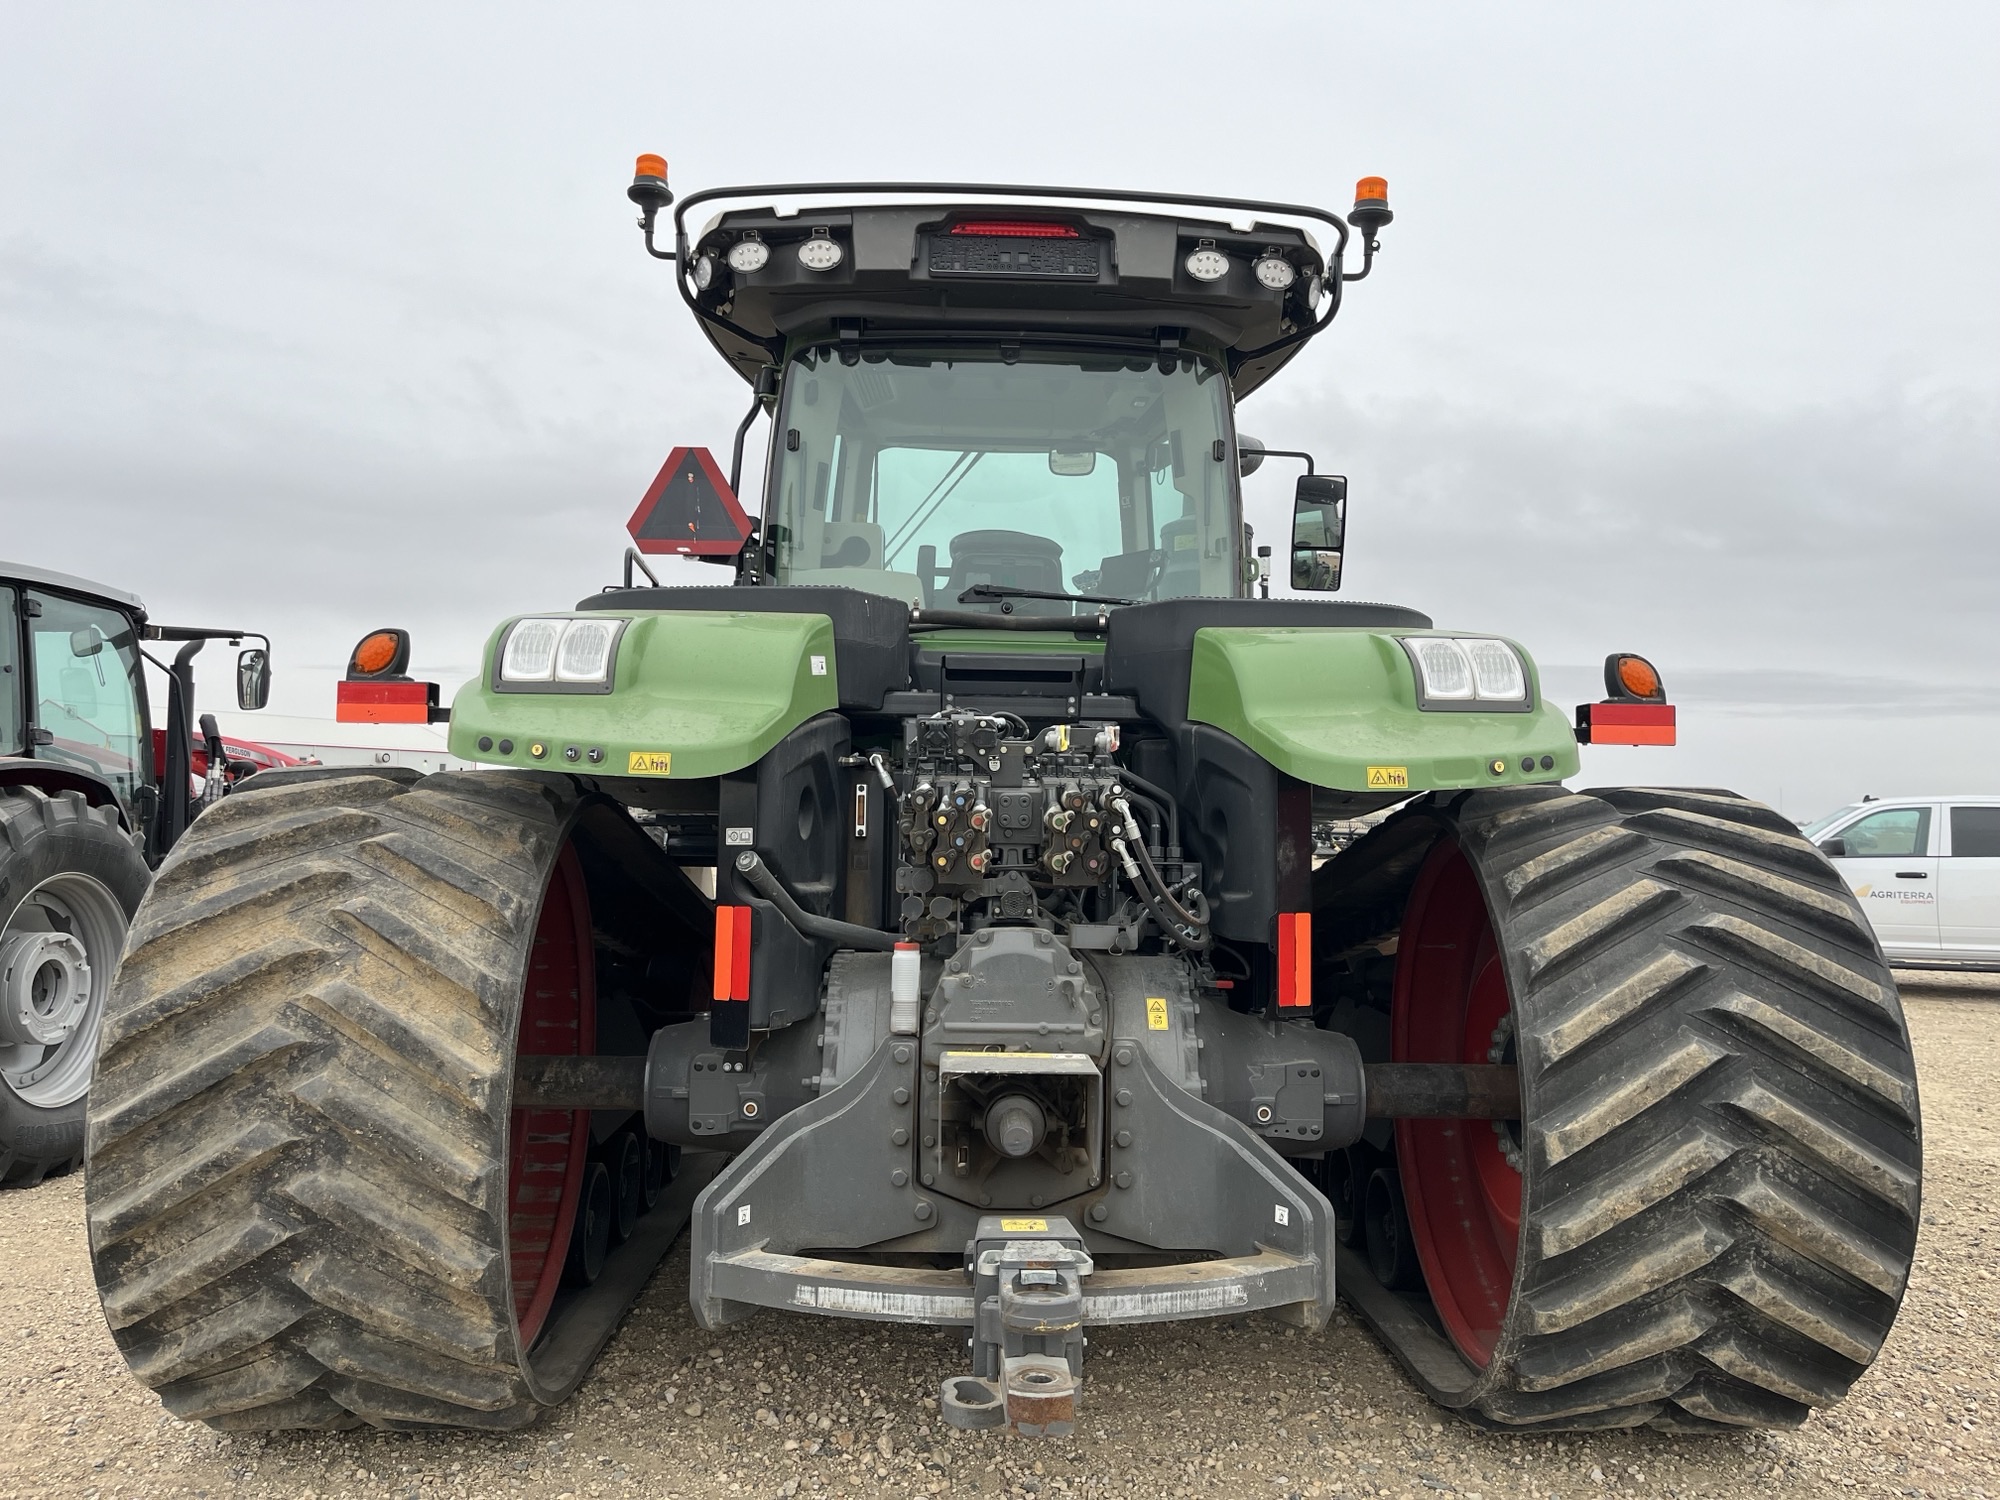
449,610,839,778
1187,628,1581,792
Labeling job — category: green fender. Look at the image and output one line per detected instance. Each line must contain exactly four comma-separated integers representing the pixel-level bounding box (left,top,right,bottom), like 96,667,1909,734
1186,628,1581,793
448,610,839,779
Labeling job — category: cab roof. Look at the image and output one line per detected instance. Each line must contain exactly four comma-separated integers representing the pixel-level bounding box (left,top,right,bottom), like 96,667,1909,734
666,183,1365,400
0,558,144,616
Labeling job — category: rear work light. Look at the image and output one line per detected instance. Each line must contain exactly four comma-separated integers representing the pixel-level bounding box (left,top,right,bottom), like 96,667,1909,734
949,220,1080,238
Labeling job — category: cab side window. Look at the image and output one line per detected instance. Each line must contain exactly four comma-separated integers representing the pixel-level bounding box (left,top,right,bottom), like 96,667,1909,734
1838,807,1931,858
0,585,21,755
26,591,148,808
1949,807,2000,858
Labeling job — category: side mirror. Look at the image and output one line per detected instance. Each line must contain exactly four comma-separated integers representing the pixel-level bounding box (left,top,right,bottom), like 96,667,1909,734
1290,474,1347,592
236,648,271,711
1048,450,1097,477
1819,837,1848,859
69,624,107,657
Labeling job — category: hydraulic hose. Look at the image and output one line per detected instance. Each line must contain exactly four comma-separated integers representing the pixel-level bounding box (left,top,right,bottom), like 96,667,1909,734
1112,796,1208,934
732,850,900,951
1110,770,1181,855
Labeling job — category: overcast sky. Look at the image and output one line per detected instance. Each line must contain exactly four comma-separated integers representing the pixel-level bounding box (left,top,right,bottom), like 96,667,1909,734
3,2,1996,818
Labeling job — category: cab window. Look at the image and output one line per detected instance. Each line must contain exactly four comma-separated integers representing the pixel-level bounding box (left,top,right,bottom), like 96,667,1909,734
0,585,21,755
27,591,149,808
768,346,1240,608
1949,807,2000,858
1837,807,1931,858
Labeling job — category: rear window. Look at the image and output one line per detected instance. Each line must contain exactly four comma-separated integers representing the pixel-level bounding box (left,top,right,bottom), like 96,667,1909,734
1950,806,2000,858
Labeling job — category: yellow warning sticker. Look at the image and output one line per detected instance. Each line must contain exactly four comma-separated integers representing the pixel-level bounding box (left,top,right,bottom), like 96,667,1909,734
627,750,673,776
1146,996,1169,1031
1366,765,1410,790
1000,1218,1049,1233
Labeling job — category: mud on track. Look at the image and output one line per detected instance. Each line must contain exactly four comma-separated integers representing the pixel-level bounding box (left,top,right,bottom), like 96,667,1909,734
1,979,1994,1499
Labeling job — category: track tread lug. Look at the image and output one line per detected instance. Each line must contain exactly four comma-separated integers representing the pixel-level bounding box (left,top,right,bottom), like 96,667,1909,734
84,772,671,1433
1328,786,1918,1431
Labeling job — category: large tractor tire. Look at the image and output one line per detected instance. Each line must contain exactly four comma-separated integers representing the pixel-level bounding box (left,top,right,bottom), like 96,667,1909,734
1,785,149,1186
1317,786,1920,1431
85,768,707,1431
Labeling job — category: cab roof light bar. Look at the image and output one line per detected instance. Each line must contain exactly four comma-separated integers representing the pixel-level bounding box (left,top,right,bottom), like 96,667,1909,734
656,176,1381,369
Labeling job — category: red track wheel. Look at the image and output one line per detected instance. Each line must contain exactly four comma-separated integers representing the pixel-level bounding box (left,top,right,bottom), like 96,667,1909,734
1390,834,1520,1368
507,843,597,1346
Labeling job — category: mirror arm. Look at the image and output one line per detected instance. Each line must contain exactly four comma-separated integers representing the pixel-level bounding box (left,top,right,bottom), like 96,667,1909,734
1255,448,1317,477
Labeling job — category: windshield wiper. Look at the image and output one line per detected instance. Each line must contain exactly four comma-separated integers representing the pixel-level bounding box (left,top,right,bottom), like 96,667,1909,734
957,583,1136,608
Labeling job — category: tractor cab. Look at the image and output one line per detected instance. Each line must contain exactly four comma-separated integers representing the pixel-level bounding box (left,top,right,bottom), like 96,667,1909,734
629,173,1390,611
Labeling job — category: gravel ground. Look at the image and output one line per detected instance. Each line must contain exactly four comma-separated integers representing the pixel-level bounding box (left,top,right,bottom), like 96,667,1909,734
2,974,1994,1500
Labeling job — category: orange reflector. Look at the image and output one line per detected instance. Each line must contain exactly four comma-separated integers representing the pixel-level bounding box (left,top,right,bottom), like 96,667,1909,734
1614,654,1663,701
335,678,433,724
1355,176,1388,203
1276,912,1312,1009
712,905,752,1003
634,153,667,180
1578,701,1676,746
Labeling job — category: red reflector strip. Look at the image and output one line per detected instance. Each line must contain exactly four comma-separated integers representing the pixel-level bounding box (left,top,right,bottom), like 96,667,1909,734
1580,701,1676,746
949,220,1080,238
336,679,435,724
712,905,752,1003
1276,912,1312,1009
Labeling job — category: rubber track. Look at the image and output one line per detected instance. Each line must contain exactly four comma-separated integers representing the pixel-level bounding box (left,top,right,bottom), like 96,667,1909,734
1319,786,1921,1432
85,769,618,1431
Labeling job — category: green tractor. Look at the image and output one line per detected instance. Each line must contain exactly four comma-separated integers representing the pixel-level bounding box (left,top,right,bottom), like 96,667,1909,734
84,162,1919,1439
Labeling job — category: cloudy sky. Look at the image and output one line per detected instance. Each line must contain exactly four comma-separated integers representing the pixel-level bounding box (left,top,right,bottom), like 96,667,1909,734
3,2,1995,818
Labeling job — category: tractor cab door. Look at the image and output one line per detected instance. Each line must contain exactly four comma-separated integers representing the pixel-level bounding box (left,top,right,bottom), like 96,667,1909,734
0,583,23,759
23,589,152,829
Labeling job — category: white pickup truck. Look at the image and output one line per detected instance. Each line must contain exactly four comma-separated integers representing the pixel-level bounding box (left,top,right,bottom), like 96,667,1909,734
1803,795,2000,969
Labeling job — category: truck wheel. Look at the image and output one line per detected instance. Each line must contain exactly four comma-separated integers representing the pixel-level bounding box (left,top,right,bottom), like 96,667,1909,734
84,769,679,1431
1330,787,1921,1430
0,786,149,1186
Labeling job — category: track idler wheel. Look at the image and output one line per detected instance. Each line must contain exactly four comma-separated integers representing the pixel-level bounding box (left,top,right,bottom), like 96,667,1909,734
1323,786,1922,1431
1362,1167,1423,1292
85,769,704,1431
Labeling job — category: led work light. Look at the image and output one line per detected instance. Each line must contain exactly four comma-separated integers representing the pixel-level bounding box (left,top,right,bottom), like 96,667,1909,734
499,618,628,688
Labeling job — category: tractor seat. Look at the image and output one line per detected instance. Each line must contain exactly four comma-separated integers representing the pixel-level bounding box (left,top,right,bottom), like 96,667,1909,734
945,530,1066,605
